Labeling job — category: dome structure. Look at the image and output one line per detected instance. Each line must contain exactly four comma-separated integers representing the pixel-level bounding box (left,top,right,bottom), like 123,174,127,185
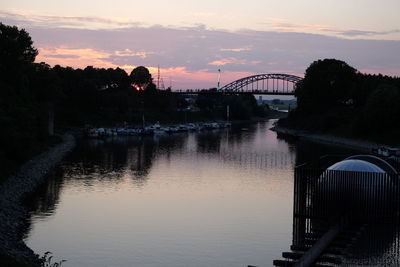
327,159,385,173
345,155,397,174
312,155,397,219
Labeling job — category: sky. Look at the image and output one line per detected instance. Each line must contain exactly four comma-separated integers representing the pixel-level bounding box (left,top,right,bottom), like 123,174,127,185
1,0,400,89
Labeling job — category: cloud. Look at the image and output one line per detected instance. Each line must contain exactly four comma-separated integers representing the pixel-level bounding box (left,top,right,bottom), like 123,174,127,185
341,29,400,37
44,54,80,59
29,26,400,87
36,46,116,69
2,12,399,88
209,57,260,66
220,47,251,52
3,9,400,40
269,22,338,33
0,10,142,29
267,20,400,38
114,49,154,58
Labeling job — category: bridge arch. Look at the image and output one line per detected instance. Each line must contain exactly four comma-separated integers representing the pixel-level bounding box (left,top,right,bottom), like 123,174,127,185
220,73,303,95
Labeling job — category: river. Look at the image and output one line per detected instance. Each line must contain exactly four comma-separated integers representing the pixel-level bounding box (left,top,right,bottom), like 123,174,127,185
23,120,381,266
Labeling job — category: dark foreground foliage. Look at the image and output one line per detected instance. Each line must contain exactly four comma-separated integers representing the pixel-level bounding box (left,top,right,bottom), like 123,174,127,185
0,252,31,267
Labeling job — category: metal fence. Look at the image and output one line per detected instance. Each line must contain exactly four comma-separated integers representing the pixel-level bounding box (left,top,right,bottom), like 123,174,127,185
293,167,400,248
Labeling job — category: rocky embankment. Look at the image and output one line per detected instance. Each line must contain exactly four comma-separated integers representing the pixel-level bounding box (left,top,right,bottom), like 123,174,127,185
0,134,76,266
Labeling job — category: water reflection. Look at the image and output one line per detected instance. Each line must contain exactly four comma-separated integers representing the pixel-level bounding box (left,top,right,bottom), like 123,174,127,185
27,120,367,267
25,170,64,220
343,223,400,266
23,121,297,266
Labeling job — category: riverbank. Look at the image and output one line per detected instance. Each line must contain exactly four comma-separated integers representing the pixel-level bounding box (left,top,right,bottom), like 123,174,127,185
0,133,76,267
121,110,287,127
271,125,392,153
85,111,287,137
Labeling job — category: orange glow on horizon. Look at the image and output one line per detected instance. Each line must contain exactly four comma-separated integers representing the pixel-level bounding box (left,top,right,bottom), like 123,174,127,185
36,46,116,69
35,46,303,89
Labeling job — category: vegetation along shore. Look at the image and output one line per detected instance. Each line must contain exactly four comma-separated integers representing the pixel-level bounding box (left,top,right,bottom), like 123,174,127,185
271,125,398,154
276,59,400,149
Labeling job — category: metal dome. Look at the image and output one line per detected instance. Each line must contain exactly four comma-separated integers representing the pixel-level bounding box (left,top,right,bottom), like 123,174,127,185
327,159,385,173
345,155,397,174
312,155,397,220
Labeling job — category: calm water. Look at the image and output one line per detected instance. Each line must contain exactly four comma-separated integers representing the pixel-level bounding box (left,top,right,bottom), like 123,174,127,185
23,120,369,266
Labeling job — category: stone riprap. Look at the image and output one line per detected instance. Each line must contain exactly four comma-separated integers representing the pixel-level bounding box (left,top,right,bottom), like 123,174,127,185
0,134,76,266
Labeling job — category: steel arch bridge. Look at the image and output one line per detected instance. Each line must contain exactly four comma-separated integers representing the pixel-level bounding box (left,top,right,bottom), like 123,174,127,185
219,73,302,95
173,73,303,95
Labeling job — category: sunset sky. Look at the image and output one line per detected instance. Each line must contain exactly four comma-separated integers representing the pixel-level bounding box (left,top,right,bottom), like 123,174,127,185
1,0,400,89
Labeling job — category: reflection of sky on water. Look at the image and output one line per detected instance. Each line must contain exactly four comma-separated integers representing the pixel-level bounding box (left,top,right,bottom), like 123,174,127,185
24,121,297,267
24,120,400,266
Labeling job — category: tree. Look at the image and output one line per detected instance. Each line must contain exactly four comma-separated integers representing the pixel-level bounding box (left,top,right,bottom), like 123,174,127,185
295,59,357,112
364,84,400,130
29,62,65,135
0,23,38,85
0,23,42,168
130,66,153,91
113,67,131,89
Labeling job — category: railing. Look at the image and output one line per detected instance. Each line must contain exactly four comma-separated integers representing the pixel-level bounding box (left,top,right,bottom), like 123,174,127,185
295,168,399,221
293,167,400,249
274,159,400,266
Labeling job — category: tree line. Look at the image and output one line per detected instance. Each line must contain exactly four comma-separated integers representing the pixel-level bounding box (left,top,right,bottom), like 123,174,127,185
0,22,266,177
280,58,400,144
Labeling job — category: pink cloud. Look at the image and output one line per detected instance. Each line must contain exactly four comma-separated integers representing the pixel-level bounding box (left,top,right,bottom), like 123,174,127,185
36,46,116,68
209,57,261,66
220,47,251,52
114,49,153,58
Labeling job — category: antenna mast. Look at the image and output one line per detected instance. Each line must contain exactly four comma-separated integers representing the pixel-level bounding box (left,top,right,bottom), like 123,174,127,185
217,68,221,90
157,65,160,90
160,77,165,90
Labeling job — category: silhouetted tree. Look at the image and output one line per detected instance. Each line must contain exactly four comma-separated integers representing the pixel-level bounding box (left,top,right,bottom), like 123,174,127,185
364,84,400,130
0,22,38,86
0,23,42,173
295,59,357,112
130,66,153,91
